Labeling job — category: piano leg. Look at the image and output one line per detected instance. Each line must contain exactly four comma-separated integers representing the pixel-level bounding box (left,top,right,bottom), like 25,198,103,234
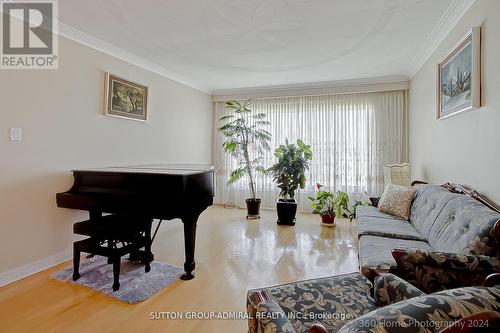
73,242,81,281
112,257,121,291
88,210,101,261
180,216,198,280
128,232,143,262
144,219,152,273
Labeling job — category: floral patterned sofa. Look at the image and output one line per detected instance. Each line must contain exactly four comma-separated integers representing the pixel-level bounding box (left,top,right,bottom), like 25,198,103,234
357,183,500,284
246,271,500,333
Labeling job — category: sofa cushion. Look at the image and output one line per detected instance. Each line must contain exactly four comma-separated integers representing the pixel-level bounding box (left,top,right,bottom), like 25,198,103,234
427,195,500,255
249,272,377,333
359,235,432,276
356,205,400,220
409,184,458,239
338,286,500,333
377,184,416,220
357,214,426,241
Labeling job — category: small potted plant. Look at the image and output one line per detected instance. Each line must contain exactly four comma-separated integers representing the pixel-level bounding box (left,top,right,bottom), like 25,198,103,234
218,99,271,219
309,185,372,226
308,184,342,227
268,139,312,225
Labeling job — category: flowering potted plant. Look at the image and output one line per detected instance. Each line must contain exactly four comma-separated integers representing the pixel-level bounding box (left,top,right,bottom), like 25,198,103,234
308,184,342,226
309,184,372,226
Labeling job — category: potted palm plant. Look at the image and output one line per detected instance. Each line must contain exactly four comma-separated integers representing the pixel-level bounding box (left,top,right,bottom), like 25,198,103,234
218,99,271,218
268,139,312,225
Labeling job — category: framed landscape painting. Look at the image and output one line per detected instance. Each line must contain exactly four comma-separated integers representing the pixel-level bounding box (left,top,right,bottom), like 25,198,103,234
105,73,148,121
436,27,480,120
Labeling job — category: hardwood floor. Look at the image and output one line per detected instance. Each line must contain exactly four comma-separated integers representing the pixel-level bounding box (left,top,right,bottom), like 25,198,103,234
0,206,359,333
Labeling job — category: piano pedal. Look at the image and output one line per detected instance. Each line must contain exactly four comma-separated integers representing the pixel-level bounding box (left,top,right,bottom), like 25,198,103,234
246,215,260,219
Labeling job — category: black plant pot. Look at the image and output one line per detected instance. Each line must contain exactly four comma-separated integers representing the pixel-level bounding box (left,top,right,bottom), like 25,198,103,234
246,198,261,219
276,199,297,226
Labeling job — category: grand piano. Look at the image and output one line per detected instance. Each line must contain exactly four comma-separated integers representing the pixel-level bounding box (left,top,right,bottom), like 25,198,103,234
56,164,215,281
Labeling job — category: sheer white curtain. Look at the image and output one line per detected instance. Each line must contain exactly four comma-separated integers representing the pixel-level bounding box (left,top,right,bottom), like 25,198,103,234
213,90,408,210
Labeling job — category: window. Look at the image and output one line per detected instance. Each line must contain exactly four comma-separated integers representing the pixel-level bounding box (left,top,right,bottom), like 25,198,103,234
214,91,408,209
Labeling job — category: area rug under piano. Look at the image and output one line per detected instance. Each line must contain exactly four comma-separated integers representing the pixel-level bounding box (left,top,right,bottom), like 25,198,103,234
52,256,184,304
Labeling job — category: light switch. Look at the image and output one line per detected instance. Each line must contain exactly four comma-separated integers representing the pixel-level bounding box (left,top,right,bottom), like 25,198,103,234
10,128,22,141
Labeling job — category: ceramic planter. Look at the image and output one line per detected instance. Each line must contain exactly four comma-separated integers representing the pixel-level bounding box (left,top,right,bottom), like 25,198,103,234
246,198,261,219
320,213,336,227
276,199,297,226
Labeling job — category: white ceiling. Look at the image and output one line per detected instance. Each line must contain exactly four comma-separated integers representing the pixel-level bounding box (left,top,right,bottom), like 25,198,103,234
58,0,459,93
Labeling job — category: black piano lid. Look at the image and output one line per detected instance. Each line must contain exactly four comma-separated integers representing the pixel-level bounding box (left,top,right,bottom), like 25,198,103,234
71,164,215,176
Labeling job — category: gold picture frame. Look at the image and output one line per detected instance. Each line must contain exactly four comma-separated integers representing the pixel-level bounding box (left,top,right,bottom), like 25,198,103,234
105,73,148,121
436,27,480,120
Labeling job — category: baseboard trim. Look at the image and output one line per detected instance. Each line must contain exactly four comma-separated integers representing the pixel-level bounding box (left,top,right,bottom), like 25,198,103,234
0,249,72,287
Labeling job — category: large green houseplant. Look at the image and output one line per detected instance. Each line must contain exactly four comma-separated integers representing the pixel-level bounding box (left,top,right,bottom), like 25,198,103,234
268,139,312,225
218,99,271,218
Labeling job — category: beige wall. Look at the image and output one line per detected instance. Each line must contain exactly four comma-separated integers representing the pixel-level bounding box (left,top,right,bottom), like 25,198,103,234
0,36,213,274
409,0,500,203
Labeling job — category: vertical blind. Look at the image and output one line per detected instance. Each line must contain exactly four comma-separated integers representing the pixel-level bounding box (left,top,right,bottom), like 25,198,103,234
213,90,408,210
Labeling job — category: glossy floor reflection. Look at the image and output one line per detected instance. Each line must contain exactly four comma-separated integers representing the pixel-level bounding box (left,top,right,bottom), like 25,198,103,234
0,206,359,333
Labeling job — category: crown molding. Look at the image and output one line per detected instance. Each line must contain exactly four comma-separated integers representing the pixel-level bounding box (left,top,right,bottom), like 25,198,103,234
56,22,212,94
0,1,210,93
406,0,476,78
3,1,472,96
212,76,410,101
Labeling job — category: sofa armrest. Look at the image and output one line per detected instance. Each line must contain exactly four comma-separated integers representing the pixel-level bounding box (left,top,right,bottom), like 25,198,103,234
247,289,272,333
257,299,296,333
373,273,425,307
485,273,500,287
495,220,500,259
438,311,500,333
392,248,500,293
369,197,380,207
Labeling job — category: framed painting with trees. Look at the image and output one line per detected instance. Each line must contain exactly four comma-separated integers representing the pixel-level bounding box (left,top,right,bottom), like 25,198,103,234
105,73,148,121
436,27,480,120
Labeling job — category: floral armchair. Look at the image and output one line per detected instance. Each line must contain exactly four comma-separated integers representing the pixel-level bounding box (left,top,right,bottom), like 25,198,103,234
247,272,500,333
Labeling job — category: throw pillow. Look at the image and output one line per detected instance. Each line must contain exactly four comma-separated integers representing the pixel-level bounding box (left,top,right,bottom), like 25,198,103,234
377,183,416,220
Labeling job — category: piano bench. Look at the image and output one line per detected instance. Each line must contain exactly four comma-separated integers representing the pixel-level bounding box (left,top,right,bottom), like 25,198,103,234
73,215,146,239
72,215,153,292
